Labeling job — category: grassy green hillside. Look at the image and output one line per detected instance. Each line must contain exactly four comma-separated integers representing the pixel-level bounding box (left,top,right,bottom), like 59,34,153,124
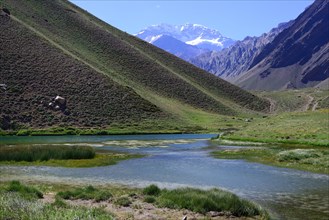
221,89,329,146
0,0,270,132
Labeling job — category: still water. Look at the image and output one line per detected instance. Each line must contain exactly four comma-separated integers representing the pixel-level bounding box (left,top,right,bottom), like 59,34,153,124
1,134,328,219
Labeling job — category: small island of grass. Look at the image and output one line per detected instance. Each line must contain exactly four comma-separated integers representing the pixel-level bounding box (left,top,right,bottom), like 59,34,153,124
0,145,142,168
211,146,329,174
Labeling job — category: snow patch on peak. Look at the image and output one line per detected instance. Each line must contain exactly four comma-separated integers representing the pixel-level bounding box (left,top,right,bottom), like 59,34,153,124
186,37,224,47
193,24,206,28
136,30,145,35
148,34,163,43
135,23,235,51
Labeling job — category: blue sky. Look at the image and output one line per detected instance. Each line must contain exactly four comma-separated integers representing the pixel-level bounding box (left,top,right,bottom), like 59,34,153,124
70,0,314,40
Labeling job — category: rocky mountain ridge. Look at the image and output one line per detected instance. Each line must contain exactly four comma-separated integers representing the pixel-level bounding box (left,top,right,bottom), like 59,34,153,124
190,21,293,81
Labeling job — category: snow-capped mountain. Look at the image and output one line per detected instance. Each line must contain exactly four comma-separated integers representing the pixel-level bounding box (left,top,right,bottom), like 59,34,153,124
148,34,209,60
135,24,235,60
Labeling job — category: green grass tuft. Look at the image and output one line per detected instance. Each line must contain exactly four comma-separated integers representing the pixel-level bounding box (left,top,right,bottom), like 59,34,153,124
156,188,266,217
277,149,321,161
142,184,161,196
57,185,112,202
212,146,329,174
0,192,114,220
7,180,43,199
114,196,132,207
52,197,68,208
143,195,156,203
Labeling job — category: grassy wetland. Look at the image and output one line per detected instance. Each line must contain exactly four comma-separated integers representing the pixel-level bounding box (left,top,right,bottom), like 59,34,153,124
0,181,269,220
211,89,329,174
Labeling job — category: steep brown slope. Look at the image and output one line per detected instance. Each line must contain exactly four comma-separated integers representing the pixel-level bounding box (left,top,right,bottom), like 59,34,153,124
0,16,163,130
236,0,329,90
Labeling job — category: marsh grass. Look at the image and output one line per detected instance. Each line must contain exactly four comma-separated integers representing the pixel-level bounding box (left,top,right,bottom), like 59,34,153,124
0,192,114,220
142,184,161,196
143,195,156,203
140,185,268,218
277,149,321,161
114,196,132,207
57,185,112,202
7,180,43,199
156,188,265,217
222,110,329,147
212,147,329,174
0,145,95,162
0,147,142,168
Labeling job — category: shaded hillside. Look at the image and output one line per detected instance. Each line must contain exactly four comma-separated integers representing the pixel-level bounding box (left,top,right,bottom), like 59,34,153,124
191,22,293,81
236,0,329,90
0,0,270,130
0,15,164,129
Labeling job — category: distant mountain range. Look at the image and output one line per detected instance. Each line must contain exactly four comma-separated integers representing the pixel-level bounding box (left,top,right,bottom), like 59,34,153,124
235,0,329,90
190,21,293,81
135,23,235,60
138,0,328,91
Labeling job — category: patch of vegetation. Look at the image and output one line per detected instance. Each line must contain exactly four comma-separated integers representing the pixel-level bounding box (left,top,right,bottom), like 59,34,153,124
259,88,329,112
277,149,321,161
6,180,43,199
143,195,156,203
142,184,161,196
0,192,114,220
0,181,269,219
222,110,329,147
114,196,132,207
139,185,268,218
0,145,95,162
52,196,68,208
0,145,143,167
57,185,112,202
212,146,329,174
156,188,267,218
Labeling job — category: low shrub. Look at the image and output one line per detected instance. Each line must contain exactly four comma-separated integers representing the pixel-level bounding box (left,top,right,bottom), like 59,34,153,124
7,180,43,199
52,197,68,208
157,188,264,217
143,196,156,203
57,185,112,202
277,149,321,161
114,196,131,207
142,184,161,196
0,192,114,219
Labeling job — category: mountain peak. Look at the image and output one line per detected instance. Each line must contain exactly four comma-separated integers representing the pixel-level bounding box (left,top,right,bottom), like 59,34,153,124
136,23,235,51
